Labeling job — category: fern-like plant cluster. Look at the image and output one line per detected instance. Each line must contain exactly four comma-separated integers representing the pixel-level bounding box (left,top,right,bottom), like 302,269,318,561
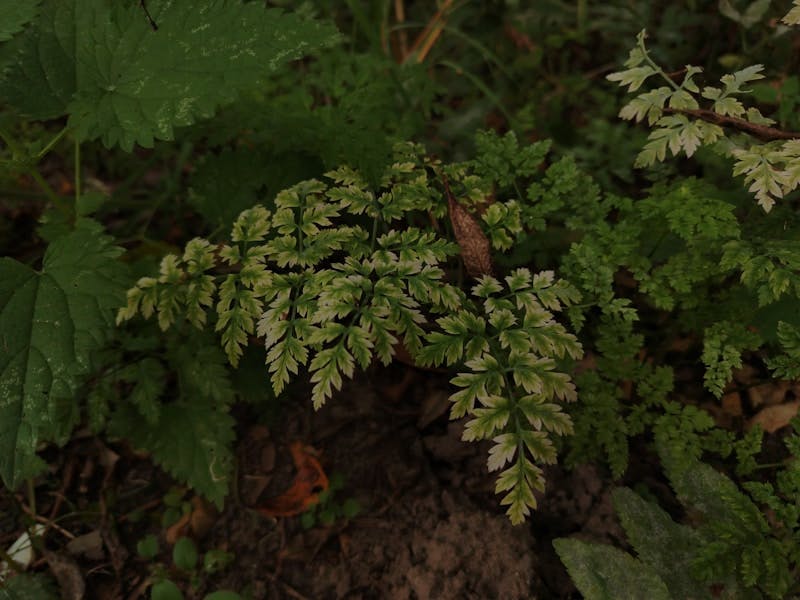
608,2,800,211
118,142,583,523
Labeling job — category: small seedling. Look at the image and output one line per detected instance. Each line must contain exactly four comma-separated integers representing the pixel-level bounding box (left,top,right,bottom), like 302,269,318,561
300,472,360,529
133,518,239,599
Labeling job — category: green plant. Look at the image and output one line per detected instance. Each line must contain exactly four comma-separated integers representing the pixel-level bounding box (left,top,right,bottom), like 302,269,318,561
607,3,800,211
6,1,800,596
555,421,800,599
118,134,583,523
136,530,241,600
0,0,338,498
300,472,360,529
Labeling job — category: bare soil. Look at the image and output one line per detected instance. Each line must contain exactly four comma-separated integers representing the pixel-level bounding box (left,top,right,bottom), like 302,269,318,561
1,364,629,599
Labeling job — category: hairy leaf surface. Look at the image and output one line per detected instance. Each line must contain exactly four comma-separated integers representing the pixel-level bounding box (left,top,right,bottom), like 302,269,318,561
112,398,235,508
553,539,671,600
0,220,127,489
1,0,339,149
0,0,41,42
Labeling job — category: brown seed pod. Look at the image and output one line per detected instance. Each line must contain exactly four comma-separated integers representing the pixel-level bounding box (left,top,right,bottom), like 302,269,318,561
443,176,493,278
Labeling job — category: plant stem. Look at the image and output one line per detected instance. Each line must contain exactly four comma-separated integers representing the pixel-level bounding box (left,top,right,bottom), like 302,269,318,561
27,478,36,518
37,126,68,159
0,127,71,217
637,36,681,92
371,216,379,251
74,139,81,203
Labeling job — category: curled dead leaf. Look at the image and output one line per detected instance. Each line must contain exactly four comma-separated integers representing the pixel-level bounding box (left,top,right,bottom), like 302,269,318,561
257,441,329,518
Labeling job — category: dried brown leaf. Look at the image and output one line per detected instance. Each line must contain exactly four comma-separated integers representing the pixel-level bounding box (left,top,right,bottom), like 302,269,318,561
447,194,493,278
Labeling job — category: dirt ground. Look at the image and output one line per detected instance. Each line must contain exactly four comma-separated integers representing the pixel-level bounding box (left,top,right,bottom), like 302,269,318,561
1,363,634,599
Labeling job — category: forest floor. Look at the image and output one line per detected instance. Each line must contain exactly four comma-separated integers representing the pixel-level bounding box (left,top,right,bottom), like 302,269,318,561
1,359,650,600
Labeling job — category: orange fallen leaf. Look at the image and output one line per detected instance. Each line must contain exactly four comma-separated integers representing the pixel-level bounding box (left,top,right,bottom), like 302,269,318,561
256,441,329,518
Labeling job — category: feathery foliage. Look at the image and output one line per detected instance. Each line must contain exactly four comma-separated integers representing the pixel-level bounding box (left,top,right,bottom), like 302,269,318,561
119,138,582,522
608,3,800,211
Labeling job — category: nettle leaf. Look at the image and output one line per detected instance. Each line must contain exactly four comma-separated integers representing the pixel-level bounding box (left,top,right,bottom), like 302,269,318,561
120,357,166,425
0,1,78,118
1,0,338,149
553,539,672,600
612,488,711,599
111,397,235,508
0,220,127,489
0,0,41,42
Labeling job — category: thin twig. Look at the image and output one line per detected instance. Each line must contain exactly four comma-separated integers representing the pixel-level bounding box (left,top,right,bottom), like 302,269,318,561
405,0,454,64
393,0,409,62
18,503,76,540
665,107,800,142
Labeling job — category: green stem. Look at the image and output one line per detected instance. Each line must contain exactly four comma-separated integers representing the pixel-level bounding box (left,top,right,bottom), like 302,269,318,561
751,461,788,470
637,36,681,92
27,478,36,518
0,127,71,216
576,0,587,35
37,126,69,159
28,167,67,211
370,216,379,251
513,180,524,202
74,139,81,203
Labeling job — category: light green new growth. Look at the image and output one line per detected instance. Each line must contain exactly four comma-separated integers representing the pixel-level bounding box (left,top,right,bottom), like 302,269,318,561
420,270,582,523
119,142,582,522
608,12,800,211
785,0,800,25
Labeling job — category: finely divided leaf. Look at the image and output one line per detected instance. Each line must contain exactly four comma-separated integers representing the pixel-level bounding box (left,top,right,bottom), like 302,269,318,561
785,0,800,25
0,220,127,489
0,573,58,600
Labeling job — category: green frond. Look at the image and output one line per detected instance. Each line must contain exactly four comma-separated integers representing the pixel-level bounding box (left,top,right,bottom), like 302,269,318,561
462,395,512,441
266,332,308,395
518,394,574,434
487,433,519,472
495,455,544,524
183,238,217,273
310,343,356,409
